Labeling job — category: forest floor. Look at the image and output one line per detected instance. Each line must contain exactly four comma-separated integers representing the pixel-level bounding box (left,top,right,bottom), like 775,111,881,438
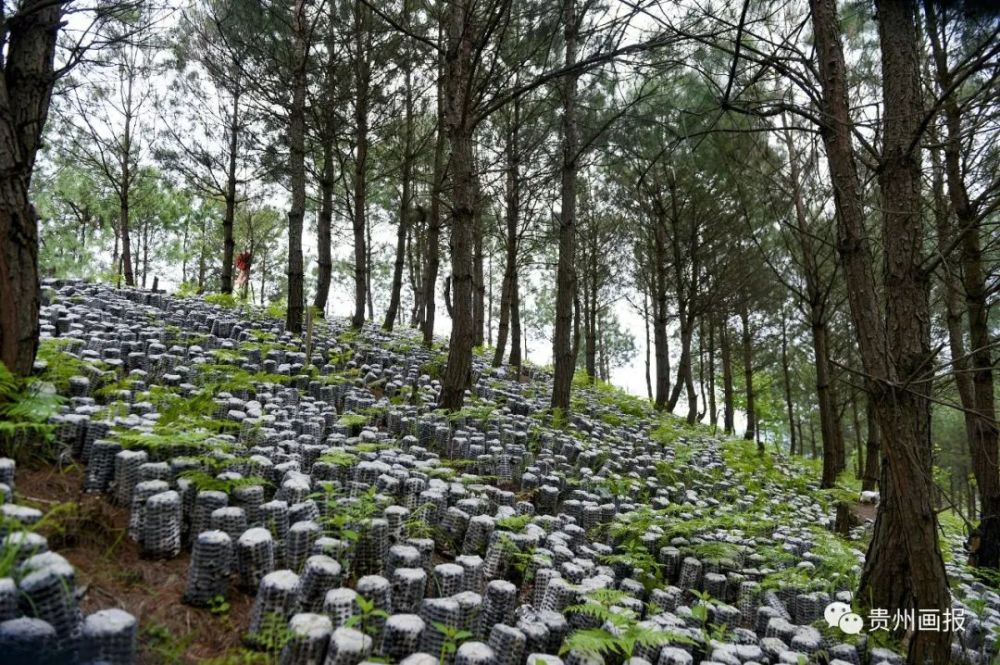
17,463,259,664
8,282,987,665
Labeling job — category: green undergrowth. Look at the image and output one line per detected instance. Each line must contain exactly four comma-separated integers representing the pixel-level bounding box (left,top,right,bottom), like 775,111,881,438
36,338,106,392
111,389,240,457
0,359,65,462
180,470,271,494
562,588,696,659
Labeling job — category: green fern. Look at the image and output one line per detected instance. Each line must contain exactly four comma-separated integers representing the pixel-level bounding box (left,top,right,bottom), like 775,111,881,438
0,362,64,459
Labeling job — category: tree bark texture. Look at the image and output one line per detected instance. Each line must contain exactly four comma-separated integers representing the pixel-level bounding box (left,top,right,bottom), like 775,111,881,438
550,0,579,413
285,0,308,334
438,0,476,410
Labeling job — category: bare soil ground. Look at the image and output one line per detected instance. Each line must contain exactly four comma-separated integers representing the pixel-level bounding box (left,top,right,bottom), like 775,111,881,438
17,463,260,664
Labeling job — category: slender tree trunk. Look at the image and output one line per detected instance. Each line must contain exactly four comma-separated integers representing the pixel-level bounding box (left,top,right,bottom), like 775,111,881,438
120,197,134,287
925,0,1000,570
739,304,757,448
197,211,207,292
708,315,717,428
780,311,796,456
111,229,120,279
550,0,579,413
314,42,336,315
572,288,582,377
409,209,424,327
487,250,493,346
597,313,607,382
720,318,735,434
221,84,241,295
584,260,597,380
783,124,845,481
438,0,476,410
697,319,707,422
493,273,512,367
313,71,335,315
351,1,371,329
643,290,653,401
683,321,697,424
809,418,817,458
181,217,188,285
366,216,374,318
472,177,485,347
259,251,267,306
422,34,446,347
493,111,520,367
285,0,308,334
119,69,136,289
141,222,149,288
509,270,522,367
813,318,844,487
652,232,670,410
851,394,864,479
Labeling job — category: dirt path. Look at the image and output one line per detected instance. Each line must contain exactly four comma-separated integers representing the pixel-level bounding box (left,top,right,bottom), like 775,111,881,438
17,464,259,664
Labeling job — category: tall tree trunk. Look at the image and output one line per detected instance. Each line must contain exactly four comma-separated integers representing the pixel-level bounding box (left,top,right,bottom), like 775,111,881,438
119,67,136,289
181,217,188,285
409,210,424,327
285,0,308,334
111,228,120,279
120,197,134,287
509,270,522,367
739,304,757,448
141,222,149,288
652,232,670,410
708,315,717,428
221,84,241,295
0,0,60,370
487,250,493,345
809,0,950,657
314,42,336,315
422,33,446,347
861,393,881,491
697,319,707,421
783,124,845,482
351,0,371,329
494,101,521,367
259,250,267,306
438,0,476,410
584,253,597,380
780,311,796,456
720,318,735,434
572,288,582,377
643,290,653,401
925,0,1000,570
813,317,844,487
314,141,334,315
197,211,207,293
550,0,579,413
472,177,485,347
0,186,40,376
313,64,335,315
680,319,697,424
851,394,863,479
493,272,512,367
597,313,607,382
